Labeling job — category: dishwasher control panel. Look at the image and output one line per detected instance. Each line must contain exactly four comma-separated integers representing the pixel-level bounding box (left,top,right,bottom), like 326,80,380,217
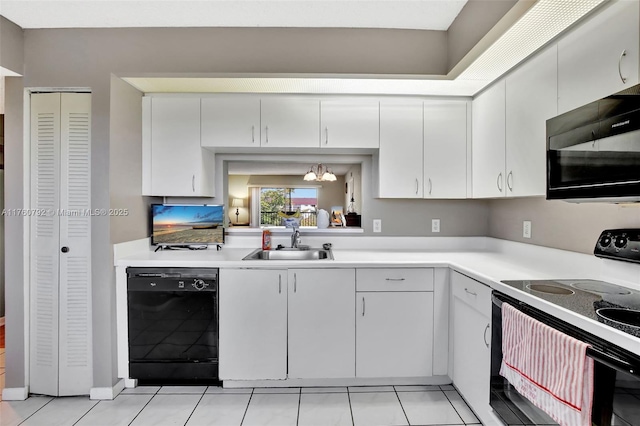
127,267,218,291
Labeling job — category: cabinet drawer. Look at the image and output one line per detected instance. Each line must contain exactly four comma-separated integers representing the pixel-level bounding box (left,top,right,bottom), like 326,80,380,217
451,271,492,313
356,268,434,292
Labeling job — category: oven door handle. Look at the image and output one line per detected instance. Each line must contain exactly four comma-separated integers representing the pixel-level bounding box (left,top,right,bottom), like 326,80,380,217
587,347,639,378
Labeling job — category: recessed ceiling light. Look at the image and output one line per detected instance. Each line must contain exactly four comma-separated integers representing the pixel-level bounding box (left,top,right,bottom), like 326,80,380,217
457,0,605,81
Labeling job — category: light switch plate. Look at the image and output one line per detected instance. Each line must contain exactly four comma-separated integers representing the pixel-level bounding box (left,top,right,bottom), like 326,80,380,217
523,220,532,239
432,219,441,233
373,219,382,233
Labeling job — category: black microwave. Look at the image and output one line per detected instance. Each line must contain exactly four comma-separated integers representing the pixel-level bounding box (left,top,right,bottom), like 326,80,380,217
547,84,640,201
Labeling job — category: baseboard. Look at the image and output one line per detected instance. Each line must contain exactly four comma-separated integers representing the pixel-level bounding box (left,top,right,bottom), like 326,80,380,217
2,387,29,400
90,379,125,400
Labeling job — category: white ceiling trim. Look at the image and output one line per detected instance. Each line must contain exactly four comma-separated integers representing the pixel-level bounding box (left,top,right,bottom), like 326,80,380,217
1,0,467,30
123,76,485,96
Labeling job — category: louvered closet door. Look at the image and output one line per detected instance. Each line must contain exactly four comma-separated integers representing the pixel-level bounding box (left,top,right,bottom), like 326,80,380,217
58,93,92,395
30,93,92,396
30,93,62,396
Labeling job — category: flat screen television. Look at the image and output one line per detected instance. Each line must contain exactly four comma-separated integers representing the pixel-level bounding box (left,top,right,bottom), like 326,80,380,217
150,204,225,247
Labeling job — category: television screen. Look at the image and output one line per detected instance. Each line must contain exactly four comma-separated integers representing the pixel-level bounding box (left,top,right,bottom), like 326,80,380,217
151,204,225,246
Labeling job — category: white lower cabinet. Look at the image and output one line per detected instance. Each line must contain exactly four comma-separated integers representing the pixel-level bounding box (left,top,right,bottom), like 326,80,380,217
219,269,287,380
356,268,434,378
288,269,356,379
451,271,492,420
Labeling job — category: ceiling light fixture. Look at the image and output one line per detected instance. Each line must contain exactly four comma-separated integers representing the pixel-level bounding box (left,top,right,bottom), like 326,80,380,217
456,0,606,82
303,164,337,182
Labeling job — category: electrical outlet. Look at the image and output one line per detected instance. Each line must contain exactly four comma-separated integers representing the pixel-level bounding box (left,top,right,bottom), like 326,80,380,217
432,219,440,233
373,219,382,233
523,220,532,239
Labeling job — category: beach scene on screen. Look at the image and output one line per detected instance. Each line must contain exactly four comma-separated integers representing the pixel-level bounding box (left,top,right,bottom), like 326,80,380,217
152,205,224,244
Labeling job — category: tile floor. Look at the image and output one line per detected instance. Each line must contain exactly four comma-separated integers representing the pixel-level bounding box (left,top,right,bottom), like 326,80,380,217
0,384,481,426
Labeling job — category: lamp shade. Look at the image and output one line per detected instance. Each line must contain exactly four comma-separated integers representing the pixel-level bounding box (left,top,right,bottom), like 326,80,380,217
231,198,244,208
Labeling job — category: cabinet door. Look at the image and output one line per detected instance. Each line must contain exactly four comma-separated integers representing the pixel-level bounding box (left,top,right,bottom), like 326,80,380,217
261,97,320,148
201,97,260,147
288,269,356,379
379,100,424,198
356,292,433,378
506,46,557,197
149,98,204,196
472,80,506,198
320,99,379,148
451,272,491,418
423,100,468,199
558,0,639,114
219,269,287,380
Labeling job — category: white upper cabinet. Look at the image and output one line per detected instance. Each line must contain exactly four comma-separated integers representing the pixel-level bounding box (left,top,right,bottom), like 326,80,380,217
472,80,506,198
505,45,558,197
201,97,260,147
423,100,469,199
260,97,320,148
143,97,214,197
379,99,424,198
558,0,639,114
287,269,355,379
320,98,379,148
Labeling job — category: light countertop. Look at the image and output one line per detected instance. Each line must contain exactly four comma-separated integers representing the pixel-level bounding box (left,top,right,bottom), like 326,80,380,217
115,240,640,354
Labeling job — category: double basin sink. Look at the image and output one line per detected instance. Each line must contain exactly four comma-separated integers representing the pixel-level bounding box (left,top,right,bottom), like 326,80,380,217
243,247,333,261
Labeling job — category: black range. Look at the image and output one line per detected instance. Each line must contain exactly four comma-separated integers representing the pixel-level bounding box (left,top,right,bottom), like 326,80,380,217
500,279,640,338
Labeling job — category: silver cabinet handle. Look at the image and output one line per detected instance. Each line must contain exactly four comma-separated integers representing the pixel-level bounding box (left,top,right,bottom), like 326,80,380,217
497,173,503,192
464,288,477,296
294,273,297,293
192,175,195,192
592,129,597,148
265,126,269,143
362,297,365,317
279,275,282,294
385,278,406,281
252,125,255,143
428,178,432,195
507,171,513,192
325,127,328,145
618,50,628,84
483,323,490,348
415,178,419,195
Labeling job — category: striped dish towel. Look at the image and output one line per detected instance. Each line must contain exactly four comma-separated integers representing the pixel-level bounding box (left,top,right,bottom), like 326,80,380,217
500,303,594,426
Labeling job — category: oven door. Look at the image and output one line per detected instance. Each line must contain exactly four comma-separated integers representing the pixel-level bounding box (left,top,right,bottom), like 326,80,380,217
490,291,640,426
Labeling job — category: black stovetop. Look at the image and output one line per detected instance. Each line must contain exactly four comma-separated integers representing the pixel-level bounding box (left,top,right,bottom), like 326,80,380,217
500,279,640,337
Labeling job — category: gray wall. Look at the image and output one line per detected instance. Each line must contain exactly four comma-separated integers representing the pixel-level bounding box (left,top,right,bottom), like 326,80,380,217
489,197,640,255
360,158,490,236
109,76,149,245
447,0,519,72
0,16,24,74
4,76,25,388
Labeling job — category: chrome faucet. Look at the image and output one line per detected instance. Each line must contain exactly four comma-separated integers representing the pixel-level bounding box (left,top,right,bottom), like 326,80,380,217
291,226,301,248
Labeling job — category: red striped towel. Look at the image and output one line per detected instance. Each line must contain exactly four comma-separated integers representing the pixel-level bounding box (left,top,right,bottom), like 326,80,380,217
500,303,594,426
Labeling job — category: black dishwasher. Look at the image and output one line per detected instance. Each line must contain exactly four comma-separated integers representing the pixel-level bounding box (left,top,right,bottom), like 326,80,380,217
127,267,219,385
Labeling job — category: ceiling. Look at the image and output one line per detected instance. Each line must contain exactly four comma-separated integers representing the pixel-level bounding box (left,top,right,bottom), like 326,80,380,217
228,161,353,176
0,0,467,30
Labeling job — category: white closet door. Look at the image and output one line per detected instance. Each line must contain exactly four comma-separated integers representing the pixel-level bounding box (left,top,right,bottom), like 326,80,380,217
58,93,92,395
30,93,62,396
30,92,92,396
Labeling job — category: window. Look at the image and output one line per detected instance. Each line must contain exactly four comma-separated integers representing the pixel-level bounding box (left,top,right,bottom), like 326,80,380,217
259,187,318,227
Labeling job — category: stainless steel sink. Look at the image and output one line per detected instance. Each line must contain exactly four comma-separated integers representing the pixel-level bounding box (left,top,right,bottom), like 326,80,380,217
242,248,334,261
